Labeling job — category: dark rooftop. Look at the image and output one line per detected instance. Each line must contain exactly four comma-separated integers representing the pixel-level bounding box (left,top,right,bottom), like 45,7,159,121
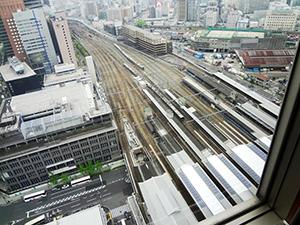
235,49,296,68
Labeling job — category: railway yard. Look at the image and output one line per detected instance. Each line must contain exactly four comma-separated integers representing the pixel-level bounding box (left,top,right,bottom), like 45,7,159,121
70,21,277,221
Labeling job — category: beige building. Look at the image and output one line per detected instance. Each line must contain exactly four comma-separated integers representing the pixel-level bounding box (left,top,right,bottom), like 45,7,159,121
107,7,122,21
122,25,172,55
51,12,77,66
264,11,297,31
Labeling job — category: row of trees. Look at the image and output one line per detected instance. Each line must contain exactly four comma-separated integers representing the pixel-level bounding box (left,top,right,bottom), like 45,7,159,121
49,161,103,187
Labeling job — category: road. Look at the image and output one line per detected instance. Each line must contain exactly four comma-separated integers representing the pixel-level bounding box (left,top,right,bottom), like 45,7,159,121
0,167,132,225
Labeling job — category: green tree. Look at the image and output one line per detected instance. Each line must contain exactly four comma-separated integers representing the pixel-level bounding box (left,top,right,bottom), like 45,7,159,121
60,173,70,185
95,161,102,173
79,164,87,175
49,174,58,186
86,161,95,176
136,19,146,28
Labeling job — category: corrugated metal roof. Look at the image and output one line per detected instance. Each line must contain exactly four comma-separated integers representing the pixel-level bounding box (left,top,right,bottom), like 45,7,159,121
206,155,254,202
231,145,265,178
138,173,198,225
235,49,295,68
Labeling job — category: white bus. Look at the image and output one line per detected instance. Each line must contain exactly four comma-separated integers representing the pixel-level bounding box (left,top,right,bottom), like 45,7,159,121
71,175,91,186
24,214,46,225
23,190,47,203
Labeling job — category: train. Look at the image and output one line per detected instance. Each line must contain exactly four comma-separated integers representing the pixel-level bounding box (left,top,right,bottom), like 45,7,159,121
114,44,145,70
184,47,205,59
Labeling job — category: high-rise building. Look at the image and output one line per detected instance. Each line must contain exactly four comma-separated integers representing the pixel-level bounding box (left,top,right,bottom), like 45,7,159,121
0,65,121,193
238,0,270,13
13,8,58,73
205,0,218,27
80,0,99,20
107,7,123,21
23,0,43,9
50,12,77,66
0,0,26,61
177,0,187,21
187,0,197,21
264,11,297,31
226,9,242,28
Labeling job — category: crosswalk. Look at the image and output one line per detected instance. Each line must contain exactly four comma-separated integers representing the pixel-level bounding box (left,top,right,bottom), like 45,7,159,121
107,178,123,185
110,204,131,218
30,185,106,212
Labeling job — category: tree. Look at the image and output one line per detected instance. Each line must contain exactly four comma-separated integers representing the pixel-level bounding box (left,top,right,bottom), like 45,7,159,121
49,174,58,186
136,19,146,28
79,164,87,175
95,161,102,173
60,173,70,185
86,161,95,176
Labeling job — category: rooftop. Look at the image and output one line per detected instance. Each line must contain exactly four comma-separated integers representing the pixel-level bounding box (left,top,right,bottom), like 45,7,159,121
46,205,106,225
191,29,265,41
138,173,197,225
44,66,89,87
0,60,36,82
0,75,113,151
123,25,169,44
235,49,295,68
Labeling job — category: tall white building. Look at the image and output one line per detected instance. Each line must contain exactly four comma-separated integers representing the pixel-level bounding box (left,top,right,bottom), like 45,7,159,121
13,8,58,73
107,7,122,21
264,11,297,31
177,0,187,21
187,0,197,21
205,0,218,27
226,9,242,28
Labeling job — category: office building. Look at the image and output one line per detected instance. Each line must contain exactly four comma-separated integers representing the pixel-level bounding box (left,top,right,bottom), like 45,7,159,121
264,11,297,31
13,8,58,73
177,0,187,21
0,65,121,193
80,0,98,20
205,0,218,27
187,0,197,21
0,57,41,95
24,0,43,9
50,12,77,66
122,25,172,55
0,0,26,61
107,7,123,21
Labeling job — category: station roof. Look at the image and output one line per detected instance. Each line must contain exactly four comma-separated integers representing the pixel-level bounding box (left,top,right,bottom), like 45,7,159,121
235,49,295,68
231,144,265,179
240,102,277,130
192,29,265,41
138,173,197,225
213,72,280,117
166,150,194,170
0,62,36,82
46,205,105,225
205,154,254,202
177,164,231,218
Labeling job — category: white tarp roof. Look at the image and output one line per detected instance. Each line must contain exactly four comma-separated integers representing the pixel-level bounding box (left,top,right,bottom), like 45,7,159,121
232,144,265,177
139,173,197,225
